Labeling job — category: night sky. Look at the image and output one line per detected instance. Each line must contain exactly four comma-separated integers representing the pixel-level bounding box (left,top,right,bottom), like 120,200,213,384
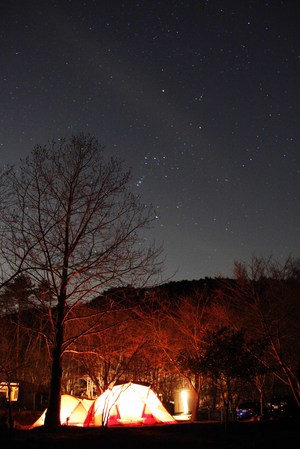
1,0,299,282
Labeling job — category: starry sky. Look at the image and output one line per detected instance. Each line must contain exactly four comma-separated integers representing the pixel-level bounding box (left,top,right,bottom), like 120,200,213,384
1,0,299,282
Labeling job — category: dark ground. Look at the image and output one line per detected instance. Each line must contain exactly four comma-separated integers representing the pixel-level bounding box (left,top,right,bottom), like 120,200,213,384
1,418,299,449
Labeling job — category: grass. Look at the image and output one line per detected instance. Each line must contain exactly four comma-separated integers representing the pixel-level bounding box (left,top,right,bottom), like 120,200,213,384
1,418,300,449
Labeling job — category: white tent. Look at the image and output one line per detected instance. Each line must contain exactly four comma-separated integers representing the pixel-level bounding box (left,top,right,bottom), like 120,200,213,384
31,394,92,427
84,382,176,427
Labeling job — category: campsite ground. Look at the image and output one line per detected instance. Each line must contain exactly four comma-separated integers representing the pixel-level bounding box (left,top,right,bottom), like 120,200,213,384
1,417,300,449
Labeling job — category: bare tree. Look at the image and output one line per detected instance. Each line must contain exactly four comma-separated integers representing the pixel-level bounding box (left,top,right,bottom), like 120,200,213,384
62,302,147,395
216,256,300,409
1,134,163,428
0,165,28,288
142,289,217,421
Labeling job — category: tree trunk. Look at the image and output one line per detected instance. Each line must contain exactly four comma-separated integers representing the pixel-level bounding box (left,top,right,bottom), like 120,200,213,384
190,376,201,422
191,391,200,421
44,295,65,428
7,383,14,430
44,345,63,427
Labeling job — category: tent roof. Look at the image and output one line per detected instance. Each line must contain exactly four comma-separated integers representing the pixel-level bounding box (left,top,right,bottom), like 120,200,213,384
84,382,175,427
31,394,89,427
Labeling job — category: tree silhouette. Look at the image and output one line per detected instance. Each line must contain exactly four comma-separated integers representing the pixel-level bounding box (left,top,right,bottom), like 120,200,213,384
1,134,163,428
220,257,300,408
201,326,265,424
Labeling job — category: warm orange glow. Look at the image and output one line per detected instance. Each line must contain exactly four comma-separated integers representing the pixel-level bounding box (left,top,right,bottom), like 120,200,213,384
31,394,90,427
180,390,189,415
85,382,176,426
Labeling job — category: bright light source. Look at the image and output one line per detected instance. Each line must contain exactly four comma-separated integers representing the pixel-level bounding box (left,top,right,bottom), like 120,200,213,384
180,390,189,415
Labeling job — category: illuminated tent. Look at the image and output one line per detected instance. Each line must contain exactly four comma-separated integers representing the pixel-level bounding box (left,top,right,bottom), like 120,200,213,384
84,382,176,427
31,394,93,427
